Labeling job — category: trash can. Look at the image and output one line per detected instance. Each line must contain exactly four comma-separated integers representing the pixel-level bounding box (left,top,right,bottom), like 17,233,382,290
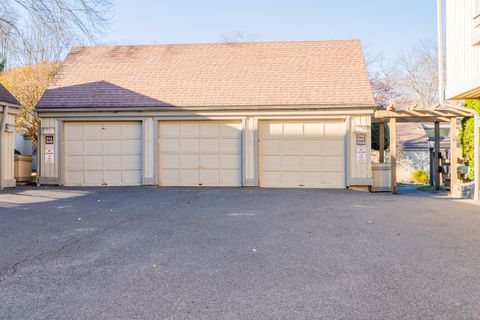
14,154,33,183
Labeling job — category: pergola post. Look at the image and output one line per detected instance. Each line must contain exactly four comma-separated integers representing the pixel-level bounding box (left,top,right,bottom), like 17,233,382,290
379,123,385,163
389,117,397,194
434,121,441,191
450,118,458,194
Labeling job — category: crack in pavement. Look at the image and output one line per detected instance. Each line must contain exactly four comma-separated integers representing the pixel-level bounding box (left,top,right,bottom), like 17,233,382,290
0,192,197,284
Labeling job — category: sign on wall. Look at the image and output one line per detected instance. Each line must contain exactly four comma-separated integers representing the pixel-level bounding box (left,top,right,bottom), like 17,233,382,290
45,135,54,164
356,133,367,163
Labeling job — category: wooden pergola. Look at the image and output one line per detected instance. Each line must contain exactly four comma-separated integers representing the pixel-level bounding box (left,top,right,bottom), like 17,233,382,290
373,101,474,194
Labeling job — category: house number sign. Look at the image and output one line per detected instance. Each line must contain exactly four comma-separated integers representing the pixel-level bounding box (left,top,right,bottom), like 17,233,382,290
45,135,54,164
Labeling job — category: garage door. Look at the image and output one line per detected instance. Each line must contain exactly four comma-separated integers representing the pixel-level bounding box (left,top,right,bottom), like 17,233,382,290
64,122,142,186
158,121,242,186
259,120,346,188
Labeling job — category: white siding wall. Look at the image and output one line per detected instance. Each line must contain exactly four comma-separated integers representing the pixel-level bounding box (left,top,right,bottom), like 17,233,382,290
39,117,59,183
1,112,17,186
349,115,372,185
446,0,480,99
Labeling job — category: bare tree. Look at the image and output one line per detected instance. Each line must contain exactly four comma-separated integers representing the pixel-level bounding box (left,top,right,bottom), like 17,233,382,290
395,40,439,109
0,0,112,66
221,30,260,43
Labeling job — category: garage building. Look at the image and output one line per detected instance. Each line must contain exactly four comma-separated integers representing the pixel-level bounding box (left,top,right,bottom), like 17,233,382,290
0,84,21,189
36,40,375,188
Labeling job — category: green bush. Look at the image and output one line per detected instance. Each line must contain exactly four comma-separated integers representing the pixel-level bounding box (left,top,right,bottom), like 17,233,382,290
412,169,429,184
459,100,480,180
371,123,390,151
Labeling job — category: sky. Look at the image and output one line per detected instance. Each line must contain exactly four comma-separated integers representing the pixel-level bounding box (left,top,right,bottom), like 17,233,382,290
102,0,438,61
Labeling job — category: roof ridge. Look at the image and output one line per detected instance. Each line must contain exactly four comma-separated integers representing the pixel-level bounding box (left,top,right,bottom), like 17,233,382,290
72,39,361,50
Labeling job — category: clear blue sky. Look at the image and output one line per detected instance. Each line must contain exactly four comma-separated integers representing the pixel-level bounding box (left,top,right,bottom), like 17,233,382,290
102,0,438,59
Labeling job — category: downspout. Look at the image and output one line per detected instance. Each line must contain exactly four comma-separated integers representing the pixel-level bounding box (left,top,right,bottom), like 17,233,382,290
0,105,9,190
437,0,480,200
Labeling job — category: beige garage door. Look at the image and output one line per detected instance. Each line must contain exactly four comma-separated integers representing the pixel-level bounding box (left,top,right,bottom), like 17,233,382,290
259,120,346,188
158,121,242,186
64,122,142,186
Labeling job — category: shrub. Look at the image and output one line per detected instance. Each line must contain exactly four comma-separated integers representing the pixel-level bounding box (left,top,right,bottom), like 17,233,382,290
459,100,480,180
412,169,429,184
371,123,390,151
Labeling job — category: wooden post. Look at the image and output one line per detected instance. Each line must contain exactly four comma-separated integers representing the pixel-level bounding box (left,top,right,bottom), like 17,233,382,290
389,118,397,194
379,123,385,163
434,121,441,191
450,118,458,194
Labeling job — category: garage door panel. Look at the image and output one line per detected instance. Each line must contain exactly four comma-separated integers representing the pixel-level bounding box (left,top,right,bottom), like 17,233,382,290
200,139,220,153
181,123,200,137
65,140,84,155
103,125,122,139
200,123,220,137
200,155,219,169
262,155,280,170
325,122,346,137
282,171,302,187
221,154,241,169
261,140,280,155
161,169,179,185
103,155,122,170
325,156,344,170
85,140,102,155
123,140,142,155
303,172,323,186
123,170,142,184
180,155,199,169
159,123,180,137
304,123,324,137
303,140,323,155
102,140,122,155
180,170,200,185
159,138,180,153
220,123,242,137
303,156,323,170
84,171,103,185
324,140,344,156
200,170,220,185
282,140,302,155
181,139,200,153
324,171,344,187
282,156,301,169
222,170,242,186
65,156,84,170
160,155,179,169
283,123,303,136
159,121,242,187
260,121,345,189
84,124,103,139
220,138,241,154
64,122,142,186
84,156,103,170
122,124,142,139
65,171,84,185
64,124,84,139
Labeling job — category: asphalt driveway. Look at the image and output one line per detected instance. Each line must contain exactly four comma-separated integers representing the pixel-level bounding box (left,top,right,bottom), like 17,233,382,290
1,187,480,319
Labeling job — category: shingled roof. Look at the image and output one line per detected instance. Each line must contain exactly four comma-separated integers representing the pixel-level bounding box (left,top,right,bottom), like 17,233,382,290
37,40,375,109
0,84,20,106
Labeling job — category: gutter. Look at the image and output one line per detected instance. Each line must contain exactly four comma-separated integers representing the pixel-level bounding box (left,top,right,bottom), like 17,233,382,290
0,105,8,190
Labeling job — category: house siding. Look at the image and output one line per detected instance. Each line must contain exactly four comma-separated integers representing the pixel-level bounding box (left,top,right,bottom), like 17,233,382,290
446,0,480,99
